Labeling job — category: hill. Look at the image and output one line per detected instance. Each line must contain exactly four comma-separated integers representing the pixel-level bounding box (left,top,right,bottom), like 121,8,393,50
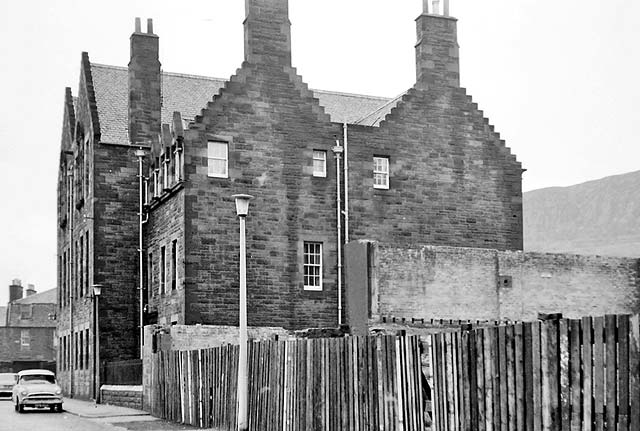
523,170,640,257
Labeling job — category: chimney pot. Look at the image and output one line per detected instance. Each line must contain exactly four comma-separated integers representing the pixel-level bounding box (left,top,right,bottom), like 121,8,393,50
443,0,450,16
432,0,440,15
147,18,154,34
422,0,429,14
26,284,36,296
135,17,141,33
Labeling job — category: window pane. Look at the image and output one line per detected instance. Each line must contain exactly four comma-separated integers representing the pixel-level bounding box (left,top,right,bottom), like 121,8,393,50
208,159,227,176
208,142,227,159
303,242,322,290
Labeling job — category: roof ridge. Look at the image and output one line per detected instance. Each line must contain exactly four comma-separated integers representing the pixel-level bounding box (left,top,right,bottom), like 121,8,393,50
91,63,390,99
312,88,390,101
91,63,227,82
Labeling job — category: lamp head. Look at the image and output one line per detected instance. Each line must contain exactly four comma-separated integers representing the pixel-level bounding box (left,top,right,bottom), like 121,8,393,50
232,194,254,217
92,284,104,297
134,148,147,158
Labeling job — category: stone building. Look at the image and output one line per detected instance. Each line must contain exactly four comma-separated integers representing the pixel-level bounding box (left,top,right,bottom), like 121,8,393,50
56,0,521,398
0,280,57,373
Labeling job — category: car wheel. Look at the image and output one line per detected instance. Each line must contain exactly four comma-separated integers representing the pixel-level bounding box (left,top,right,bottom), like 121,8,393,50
14,400,18,412
17,402,24,413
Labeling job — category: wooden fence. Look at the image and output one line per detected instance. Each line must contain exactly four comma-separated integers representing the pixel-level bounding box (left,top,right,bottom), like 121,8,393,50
150,335,426,430
430,314,640,431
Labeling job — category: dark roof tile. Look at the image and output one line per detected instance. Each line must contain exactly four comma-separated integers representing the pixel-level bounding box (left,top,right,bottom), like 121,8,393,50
90,63,395,144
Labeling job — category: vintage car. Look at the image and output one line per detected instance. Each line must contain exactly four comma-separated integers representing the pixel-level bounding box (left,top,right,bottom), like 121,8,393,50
12,369,63,412
0,373,17,398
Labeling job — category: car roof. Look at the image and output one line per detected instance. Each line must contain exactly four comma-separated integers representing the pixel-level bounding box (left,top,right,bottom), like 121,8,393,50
17,369,55,377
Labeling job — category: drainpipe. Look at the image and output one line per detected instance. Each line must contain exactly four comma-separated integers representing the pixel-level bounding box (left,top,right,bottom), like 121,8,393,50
332,141,344,326
135,148,146,359
343,123,349,243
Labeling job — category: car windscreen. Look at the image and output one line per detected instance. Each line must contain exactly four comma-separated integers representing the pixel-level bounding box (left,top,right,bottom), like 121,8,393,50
20,375,56,384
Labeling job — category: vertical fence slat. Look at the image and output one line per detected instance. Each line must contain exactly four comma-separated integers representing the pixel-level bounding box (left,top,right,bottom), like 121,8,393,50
560,319,571,431
474,330,485,431
515,323,525,431
582,317,593,431
605,314,617,431
499,326,508,431
593,316,605,431
506,325,516,431
618,315,630,431
569,319,582,431
531,321,542,431
629,315,640,431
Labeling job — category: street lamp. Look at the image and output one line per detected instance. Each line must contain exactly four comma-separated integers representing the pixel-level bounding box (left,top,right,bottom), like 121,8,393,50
232,194,253,431
92,284,103,403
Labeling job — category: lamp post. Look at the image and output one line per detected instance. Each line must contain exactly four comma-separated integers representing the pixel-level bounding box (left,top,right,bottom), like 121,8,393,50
232,194,253,431
92,284,103,403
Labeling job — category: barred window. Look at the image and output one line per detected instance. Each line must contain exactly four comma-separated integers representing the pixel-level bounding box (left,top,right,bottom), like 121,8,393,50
373,156,390,189
312,150,326,177
303,242,323,291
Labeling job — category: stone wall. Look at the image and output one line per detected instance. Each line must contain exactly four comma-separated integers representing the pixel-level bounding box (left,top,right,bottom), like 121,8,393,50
101,385,143,410
145,188,186,325
347,242,640,325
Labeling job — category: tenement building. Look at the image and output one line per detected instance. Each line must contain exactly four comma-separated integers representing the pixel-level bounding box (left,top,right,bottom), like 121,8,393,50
56,0,522,398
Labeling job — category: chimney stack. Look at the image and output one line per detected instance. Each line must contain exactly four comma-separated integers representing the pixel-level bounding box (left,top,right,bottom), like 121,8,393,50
415,0,460,89
129,17,161,148
9,279,23,302
26,284,36,296
244,0,292,67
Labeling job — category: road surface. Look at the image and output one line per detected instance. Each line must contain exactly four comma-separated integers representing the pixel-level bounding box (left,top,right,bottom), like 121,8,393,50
0,398,198,431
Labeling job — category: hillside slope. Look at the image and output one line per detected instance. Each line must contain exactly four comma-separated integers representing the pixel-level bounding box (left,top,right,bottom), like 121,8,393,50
524,170,640,257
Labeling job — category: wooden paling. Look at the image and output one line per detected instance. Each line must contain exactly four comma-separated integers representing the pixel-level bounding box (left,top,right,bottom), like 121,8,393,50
430,313,640,431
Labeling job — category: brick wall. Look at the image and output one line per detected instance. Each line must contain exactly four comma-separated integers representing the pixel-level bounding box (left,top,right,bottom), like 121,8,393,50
94,143,141,362
346,85,522,251
358,243,640,323
144,188,185,325
0,327,55,362
163,324,290,351
57,53,102,399
182,65,342,330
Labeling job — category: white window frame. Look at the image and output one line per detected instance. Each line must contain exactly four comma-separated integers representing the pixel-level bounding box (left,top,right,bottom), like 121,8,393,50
20,329,30,348
303,242,323,291
207,141,228,178
373,156,390,189
312,150,327,177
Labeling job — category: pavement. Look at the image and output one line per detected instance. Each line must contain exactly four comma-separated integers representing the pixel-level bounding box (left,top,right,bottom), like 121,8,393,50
62,398,200,430
63,397,151,419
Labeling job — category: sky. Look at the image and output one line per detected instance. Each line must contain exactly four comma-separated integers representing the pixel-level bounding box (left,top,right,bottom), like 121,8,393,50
0,0,638,305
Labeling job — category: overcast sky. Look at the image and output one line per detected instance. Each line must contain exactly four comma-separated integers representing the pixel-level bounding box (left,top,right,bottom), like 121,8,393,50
0,0,638,305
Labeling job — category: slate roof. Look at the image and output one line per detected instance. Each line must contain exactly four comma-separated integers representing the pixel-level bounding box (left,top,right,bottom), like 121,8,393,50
12,288,57,305
0,306,6,327
353,92,406,127
90,64,396,144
